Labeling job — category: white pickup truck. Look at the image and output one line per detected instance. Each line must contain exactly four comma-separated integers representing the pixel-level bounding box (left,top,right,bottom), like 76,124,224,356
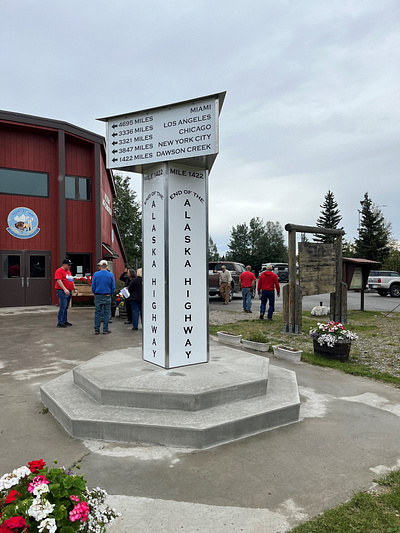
368,270,400,297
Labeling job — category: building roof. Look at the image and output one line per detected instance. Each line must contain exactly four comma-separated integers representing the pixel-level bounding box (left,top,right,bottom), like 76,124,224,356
0,109,105,145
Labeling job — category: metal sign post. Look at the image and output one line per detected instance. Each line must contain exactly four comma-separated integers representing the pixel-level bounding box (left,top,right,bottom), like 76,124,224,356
99,92,225,368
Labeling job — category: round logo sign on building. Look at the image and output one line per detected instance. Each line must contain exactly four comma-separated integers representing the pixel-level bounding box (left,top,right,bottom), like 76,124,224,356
6,207,40,239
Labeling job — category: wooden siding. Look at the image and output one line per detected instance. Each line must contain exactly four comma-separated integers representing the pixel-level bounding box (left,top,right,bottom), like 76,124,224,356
0,115,121,305
0,124,59,253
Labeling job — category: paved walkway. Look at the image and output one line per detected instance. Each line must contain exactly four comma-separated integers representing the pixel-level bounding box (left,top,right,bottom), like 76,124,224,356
1,306,399,532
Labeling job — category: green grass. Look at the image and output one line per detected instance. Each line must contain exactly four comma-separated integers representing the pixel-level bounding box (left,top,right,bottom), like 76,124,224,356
289,471,400,532
210,310,400,387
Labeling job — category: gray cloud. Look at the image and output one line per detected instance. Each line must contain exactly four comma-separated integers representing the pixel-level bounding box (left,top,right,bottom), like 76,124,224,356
2,0,398,255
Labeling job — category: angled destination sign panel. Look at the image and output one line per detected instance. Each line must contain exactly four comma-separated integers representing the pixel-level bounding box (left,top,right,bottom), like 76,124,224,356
99,92,225,173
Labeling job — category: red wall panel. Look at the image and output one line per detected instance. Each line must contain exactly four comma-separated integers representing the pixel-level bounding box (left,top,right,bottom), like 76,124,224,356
0,124,59,253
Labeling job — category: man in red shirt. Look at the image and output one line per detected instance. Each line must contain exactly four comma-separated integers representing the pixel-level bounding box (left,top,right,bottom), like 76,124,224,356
54,258,79,328
257,264,280,320
239,265,256,313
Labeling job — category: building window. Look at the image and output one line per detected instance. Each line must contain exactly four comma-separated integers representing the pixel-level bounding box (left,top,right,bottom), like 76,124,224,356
0,168,49,197
65,176,91,201
65,253,92,277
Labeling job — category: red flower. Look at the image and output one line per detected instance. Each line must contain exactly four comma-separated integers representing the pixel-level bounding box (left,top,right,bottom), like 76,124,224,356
5,490,22,504
28,459,46,473
2,516,27,529
0,525,14,533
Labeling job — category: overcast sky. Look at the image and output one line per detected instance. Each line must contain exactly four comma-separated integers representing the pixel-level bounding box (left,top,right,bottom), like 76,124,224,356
2,0,399,255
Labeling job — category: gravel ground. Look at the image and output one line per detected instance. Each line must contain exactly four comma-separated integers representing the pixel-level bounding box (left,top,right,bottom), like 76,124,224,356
209,308,400,380
351,316,400,378
209,309,261,325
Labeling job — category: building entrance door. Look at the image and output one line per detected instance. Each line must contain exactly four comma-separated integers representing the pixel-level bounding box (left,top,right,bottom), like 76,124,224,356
0,250,51,307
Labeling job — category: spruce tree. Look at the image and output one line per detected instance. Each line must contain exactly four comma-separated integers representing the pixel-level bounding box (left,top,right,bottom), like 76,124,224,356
314,190,342,243
354,192,391,262
112,173,142,268
208,236,219,261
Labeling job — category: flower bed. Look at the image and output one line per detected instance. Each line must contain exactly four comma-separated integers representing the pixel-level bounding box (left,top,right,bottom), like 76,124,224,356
0,459,119,533
217,331,242,345
309,321,358,348
242,339,270,352
272,345,302,363
309,321,358,362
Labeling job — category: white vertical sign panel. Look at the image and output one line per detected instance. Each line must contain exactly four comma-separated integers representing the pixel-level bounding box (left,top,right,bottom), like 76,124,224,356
142,164,166,367
167,164,208,367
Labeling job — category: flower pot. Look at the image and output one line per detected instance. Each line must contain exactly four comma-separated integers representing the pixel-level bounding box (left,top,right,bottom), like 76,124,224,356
242,339,270,352
313,338,351,362
217,331,242,346
74,285,93,296
273,345,302,363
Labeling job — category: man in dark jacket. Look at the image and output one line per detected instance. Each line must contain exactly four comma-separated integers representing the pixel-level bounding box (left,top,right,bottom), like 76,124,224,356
127,268,142,331
257,264,280,320
119,267,132,324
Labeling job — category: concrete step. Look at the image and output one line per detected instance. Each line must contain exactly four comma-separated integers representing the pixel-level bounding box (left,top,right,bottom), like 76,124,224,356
40,346,300,449
72,346,269,410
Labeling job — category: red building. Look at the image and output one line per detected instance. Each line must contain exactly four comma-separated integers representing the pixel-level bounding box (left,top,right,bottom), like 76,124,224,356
0,110,126,307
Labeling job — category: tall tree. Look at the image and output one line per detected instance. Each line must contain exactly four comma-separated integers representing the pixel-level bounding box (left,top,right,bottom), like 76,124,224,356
112,173,142,268
314,190,342,243
208,236,219,261
248,217,266,268
227,219,287,270
258,221,288,265
226,223,251,265
354,192,391,263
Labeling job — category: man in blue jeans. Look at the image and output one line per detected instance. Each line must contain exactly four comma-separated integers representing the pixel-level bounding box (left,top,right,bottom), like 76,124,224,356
239,265,256,313
91,260,115,335
54,258,79,328
257,264,280,320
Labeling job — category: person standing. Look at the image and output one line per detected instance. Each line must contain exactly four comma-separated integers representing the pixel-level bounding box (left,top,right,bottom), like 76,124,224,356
54,258,79,328
119,267,132,324
128,268,142,330
239,265,256,313
257,264,280,320
91,260,115,335
219,265,232,305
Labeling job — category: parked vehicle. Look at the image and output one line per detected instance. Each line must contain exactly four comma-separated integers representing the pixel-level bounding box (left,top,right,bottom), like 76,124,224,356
208,261,250,300
261,262,289,283
367,270,400,297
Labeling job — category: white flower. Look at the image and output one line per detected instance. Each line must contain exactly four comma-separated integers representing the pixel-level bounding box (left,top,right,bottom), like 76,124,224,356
33,483,50,497
38,518,57,533
0,472,18,491
28,499,55,521
13,466,31,480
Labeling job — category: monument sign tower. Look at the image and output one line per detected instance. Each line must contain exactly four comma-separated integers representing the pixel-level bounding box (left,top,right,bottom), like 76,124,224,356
99,92,225,368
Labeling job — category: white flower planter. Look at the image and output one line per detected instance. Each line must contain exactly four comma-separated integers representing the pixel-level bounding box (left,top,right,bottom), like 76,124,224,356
273,345,302,363
242,339,270,352
217,331,242,346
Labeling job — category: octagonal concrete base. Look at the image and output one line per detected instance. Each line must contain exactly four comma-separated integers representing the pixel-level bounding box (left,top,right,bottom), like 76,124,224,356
40,345,300,449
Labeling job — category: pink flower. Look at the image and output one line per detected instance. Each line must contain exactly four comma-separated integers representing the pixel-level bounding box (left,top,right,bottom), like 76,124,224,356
28,475,49,493
69,500,89,523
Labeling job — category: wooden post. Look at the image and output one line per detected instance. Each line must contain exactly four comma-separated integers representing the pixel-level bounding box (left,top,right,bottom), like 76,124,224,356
288,230,297,333
334,235,342,321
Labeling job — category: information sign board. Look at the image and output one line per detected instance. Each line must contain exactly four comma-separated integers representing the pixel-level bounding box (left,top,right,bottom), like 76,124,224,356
99,93,225,173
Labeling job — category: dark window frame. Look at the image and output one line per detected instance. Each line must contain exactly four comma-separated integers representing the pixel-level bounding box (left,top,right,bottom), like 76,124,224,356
65,175,92,201
0,167,49,198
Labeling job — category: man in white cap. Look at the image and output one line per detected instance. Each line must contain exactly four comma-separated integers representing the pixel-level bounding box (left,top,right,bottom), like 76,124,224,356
257,264,280,320
91,260,115,334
